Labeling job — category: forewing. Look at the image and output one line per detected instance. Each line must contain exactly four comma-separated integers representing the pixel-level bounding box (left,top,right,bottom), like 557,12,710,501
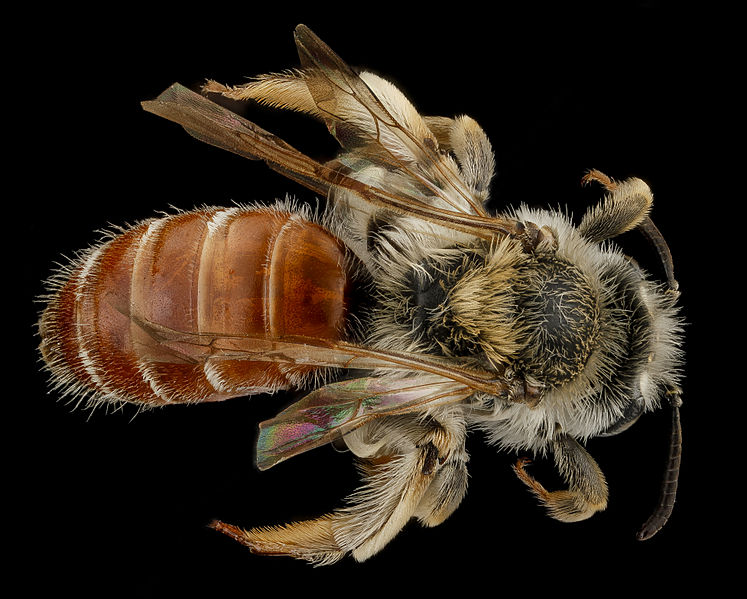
141,83,332,197
255,375,472,469
131,315,507,395
142,84,519,238
293,24,488,216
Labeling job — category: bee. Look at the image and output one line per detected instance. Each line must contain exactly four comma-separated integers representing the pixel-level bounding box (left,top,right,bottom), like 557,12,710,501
38,24,684,564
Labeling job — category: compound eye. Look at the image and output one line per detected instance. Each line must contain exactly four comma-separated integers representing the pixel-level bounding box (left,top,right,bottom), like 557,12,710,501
599,395,645,437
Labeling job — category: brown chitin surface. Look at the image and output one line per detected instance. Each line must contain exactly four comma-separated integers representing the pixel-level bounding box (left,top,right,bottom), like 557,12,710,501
39,207,352,407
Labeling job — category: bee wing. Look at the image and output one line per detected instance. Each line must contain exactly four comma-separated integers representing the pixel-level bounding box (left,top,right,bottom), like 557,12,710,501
203,24,492,216
291,24,488,216
141,82,332,198
132,315,500,468
142,84,521,241
255,374,471,469
132,315,507,395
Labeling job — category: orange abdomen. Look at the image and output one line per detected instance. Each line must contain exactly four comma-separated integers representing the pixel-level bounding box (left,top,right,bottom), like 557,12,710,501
39,206,354,407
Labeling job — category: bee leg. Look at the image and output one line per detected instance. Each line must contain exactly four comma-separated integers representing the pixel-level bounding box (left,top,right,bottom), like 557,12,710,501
209,515,345,565
581,169,679,290
422,114,495,206
513,433,608,522
581,168,619,191
413,443,469,527
335,417,467,561
211,414,467,564
579,168,653,243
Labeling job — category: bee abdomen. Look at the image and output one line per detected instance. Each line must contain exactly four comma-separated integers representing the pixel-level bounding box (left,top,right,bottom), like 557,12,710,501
39,206,353,408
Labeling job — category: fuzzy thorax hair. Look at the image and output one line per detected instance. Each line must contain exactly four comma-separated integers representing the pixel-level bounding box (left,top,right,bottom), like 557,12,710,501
366,233,528,367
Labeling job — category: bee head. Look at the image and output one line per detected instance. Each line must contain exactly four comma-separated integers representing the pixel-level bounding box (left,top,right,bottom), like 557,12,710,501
489,204,684,446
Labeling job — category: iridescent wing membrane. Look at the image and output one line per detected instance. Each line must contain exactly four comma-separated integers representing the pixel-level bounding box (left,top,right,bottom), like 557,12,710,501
256,375,471,469
135,319,512,467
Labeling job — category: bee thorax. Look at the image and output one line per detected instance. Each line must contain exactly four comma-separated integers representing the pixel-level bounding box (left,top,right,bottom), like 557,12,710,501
396,242,526,366
406,251,485,357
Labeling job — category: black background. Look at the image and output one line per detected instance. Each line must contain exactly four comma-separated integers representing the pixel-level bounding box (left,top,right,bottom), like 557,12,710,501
17,3,731,596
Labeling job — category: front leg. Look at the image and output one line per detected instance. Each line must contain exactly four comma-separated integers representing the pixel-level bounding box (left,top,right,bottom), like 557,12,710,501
513,433,608,522
581,168,679,291
579,168,653,243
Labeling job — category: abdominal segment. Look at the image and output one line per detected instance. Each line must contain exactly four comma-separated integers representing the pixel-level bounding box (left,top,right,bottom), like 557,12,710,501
39,206,354,407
